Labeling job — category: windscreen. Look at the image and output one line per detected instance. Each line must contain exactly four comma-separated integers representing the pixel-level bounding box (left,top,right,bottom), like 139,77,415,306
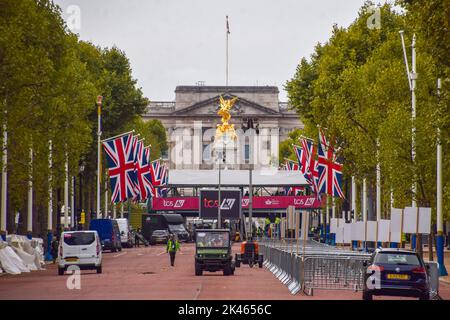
168,224,185,232
63,232,95,246
374,253,421,266
196,232,229,248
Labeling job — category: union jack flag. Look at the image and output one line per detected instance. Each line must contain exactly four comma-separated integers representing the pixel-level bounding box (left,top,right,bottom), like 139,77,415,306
300,138,320,197
102,133,137,203
144,147,156,198
150,160,161,186
133,141,154,201
158,164,169,197
317,129,344,198
284,159,304,195
285,159,300,171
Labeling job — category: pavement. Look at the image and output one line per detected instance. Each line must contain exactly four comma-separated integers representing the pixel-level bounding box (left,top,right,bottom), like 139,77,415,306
0,243,449,300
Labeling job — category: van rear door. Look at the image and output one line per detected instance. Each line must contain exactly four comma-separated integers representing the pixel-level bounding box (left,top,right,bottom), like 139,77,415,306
63,232,97,259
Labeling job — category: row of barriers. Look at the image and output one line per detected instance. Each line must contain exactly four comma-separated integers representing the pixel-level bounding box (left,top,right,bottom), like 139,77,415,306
258,238,441,298
258,238,370,296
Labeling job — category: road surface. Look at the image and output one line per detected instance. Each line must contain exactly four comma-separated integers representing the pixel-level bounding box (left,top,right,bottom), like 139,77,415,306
1,243,449,300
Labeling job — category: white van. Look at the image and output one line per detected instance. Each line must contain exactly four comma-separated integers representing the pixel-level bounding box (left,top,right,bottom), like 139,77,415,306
115,218,133,248
58,231,102,275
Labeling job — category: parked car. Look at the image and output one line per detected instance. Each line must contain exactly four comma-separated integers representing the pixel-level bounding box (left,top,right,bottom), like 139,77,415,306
89,219,122,252
115,218,133,248
150,229,170,245
363,248,430,300
58,231,102,275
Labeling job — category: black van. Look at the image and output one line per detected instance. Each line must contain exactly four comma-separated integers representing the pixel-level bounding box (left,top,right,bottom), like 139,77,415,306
142,214,190,244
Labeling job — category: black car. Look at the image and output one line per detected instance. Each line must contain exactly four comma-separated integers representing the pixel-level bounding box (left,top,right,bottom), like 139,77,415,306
363,248,430,300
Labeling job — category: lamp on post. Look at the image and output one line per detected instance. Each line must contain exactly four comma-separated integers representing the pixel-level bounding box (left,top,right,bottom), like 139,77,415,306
78,162,85,230
96,95,103,219
215,131,234,229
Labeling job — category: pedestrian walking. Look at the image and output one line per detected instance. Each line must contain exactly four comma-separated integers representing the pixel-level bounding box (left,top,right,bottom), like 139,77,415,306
166,234,180,267
51,234,59,264
135,227,141,247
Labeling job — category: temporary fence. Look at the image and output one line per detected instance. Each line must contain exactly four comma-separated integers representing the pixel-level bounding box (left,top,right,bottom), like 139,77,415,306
259,238,440,299
259,238,370,296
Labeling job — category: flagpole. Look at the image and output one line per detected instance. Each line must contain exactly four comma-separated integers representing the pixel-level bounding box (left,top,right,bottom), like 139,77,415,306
27,147,33,239
64,151,69,230
436,78,448,276
104,180,108,218
97,95,103,219
71,176,75,228
101,130,135,143
226,15,229,87
45,140,53,261
1,109,7,241
376,138,381,221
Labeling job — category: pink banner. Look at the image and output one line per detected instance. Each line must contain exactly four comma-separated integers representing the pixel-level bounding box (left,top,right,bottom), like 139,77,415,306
152,195,322,211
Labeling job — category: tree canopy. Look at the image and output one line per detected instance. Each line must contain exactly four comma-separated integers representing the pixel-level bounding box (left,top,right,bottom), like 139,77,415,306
284,1,449,220
0,0,166,234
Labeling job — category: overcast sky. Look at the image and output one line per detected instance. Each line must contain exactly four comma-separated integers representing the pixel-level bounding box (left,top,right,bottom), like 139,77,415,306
54,0,370,101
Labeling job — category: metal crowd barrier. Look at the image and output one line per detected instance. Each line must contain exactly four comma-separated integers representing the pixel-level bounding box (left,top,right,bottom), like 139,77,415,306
259,238,371,296
259,238,441,299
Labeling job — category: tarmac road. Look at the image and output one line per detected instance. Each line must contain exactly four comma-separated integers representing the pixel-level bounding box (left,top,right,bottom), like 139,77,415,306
0,243,448,300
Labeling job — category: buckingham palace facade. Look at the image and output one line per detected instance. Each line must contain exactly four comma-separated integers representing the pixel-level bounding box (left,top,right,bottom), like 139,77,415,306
142,85,303,170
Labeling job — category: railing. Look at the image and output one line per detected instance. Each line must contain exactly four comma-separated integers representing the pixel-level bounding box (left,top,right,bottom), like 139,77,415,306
258,238,370,296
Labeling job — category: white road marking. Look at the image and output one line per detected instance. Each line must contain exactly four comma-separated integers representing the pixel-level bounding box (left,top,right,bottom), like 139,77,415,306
194,283,202,300
113,252,127,258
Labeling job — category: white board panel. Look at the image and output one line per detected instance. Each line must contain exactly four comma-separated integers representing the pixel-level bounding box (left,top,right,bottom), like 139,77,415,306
351,222,366,241
366,221,378,242
390,231,401,243
390,208,403,233
343,223,352,244
403,207,418,234
335,227,345,244
418,207,431,234
330,218,338,233
377,220,390,242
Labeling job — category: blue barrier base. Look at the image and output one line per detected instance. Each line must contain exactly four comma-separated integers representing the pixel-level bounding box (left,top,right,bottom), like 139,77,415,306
436,234,448,276
411,234,416,250
352,240,358,250
377,241,382,248
26,231,32,240
330,234,336,246
0,231,5,241
390,242,398,248
44,231,53,262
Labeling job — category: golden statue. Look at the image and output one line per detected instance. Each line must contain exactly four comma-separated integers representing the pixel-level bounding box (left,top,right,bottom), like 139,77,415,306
215,95,238,142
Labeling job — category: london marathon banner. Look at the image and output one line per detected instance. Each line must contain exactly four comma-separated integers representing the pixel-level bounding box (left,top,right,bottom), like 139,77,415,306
152,195,323,211
199,190,242,219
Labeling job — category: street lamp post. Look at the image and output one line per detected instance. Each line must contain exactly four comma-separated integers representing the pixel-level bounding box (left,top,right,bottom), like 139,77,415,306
218,148,222,229
97,95,103,219
436,78,448,276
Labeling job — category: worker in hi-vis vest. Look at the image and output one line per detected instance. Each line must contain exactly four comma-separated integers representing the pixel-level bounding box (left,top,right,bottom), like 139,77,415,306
166,234,181,266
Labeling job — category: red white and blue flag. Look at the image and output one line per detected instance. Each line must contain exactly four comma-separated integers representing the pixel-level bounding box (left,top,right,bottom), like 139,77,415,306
300,138,320,197
133,141,154,201
317,129,344,198
150,160,161,186
158,164,169,197
102,133,138,203
284,159,304,196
